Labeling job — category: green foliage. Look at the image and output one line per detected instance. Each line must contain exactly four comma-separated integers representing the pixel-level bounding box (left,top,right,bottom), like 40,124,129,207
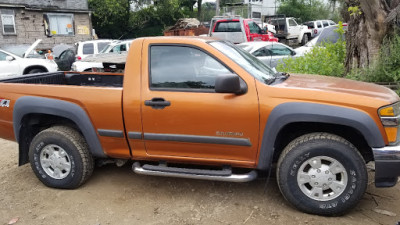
347,34,400,82
89,0,131,39
348,6,362,17
277,24,346,76
277,0,330,23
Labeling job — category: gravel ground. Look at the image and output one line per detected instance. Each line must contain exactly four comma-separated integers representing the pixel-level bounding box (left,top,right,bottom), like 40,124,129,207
0,138,399,225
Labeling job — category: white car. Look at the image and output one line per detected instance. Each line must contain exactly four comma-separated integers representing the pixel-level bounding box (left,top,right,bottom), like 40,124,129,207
238,41,302,68
0,39,58,79
72,39,133,72
75,39,113,61
303,20,336,38
296,25,346,55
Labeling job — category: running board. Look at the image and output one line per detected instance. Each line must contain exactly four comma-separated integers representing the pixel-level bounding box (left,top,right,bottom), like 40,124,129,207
132,162,257,183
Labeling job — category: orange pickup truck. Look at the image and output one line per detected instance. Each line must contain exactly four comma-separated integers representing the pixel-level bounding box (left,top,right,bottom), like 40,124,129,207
0,37,399,216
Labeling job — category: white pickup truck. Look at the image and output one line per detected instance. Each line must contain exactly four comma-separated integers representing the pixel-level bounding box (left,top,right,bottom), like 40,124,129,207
263,15,311,46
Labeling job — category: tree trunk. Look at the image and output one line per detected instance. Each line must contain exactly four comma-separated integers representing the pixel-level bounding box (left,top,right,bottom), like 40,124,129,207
197,0,202,20
344,0,391,73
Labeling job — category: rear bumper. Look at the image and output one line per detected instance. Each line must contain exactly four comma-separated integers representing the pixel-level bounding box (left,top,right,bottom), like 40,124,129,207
372,145,400,187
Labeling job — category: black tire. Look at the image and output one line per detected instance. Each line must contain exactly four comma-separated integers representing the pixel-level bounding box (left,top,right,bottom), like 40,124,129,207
29,126,94,189
26,68,46,74
277,132,367,216
301,34,309,45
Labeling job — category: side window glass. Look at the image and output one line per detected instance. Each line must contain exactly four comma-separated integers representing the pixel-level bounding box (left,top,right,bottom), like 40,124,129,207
269,45,292,56
317,22,322,28
150,46,231,90
323,21,329,27
0,51,8,61
248,22,261,34
288,19,297,27
82,43,94,54
253,48,270,57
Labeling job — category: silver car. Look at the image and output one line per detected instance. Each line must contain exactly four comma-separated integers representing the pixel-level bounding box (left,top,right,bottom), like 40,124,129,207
238,42,302,68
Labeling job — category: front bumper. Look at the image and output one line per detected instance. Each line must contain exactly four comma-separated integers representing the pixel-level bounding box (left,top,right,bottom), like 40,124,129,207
372,145,400,187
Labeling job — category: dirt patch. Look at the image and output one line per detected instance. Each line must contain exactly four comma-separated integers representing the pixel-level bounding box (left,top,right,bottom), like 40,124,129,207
0,138,399,225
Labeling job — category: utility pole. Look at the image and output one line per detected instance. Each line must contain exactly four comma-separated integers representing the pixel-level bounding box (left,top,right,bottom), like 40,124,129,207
216,0,220,16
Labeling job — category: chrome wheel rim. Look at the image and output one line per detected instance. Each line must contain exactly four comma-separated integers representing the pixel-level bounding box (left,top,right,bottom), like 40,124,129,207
297,156,348,201
40,144,71,179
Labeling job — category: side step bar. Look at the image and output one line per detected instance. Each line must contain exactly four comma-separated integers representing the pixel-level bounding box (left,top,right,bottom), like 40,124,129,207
132,162,257,183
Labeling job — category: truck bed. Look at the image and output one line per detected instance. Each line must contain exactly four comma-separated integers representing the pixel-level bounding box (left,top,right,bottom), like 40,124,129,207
0,71,123,87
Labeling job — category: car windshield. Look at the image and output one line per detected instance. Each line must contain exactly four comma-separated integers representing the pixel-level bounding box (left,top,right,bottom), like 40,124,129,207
100,43,117,53
209,41,276,84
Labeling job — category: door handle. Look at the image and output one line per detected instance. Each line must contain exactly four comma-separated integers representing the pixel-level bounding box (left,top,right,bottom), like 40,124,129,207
145,98,171,109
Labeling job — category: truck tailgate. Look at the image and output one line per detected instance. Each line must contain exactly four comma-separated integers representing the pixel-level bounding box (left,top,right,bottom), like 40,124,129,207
211,32,246,44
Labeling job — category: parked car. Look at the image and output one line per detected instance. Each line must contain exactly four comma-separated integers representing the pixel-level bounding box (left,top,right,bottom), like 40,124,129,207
296,25,346,55
54,48,76,71
0,37,400,217
71,39,133,72
303,20,336,38
0,39,58,79
264,14,311,46
238,42,301,68
74,39,113,61
209,16,278,44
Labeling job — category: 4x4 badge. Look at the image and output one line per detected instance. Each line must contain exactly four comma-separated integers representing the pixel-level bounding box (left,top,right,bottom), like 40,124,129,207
0,99,10,108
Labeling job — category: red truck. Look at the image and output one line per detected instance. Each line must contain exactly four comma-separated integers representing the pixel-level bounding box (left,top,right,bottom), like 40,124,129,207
0,37,399,216
209,16,278,44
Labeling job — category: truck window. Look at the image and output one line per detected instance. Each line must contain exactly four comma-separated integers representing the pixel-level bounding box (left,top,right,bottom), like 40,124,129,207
317,21,322,28
82,43,94,54
214,21,241,32
322,21,329,27
248,21,261,34
150,45,230,90
288,19,297,27
97,42,110,52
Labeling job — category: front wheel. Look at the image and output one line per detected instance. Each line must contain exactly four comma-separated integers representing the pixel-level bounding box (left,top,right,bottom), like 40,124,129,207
301,34,309,45
29,126,94,189
277,132,367,216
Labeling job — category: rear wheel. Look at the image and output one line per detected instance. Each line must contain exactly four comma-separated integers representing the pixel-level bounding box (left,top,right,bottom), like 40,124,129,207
29,126,94,189
277,132,367,216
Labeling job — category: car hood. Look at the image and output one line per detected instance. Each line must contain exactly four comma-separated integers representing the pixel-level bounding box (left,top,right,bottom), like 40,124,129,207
275,73,399,103
24,39,41,58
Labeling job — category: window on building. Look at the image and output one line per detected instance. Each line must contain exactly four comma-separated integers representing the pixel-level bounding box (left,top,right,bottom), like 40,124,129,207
46,13,74,35
1,9,16,35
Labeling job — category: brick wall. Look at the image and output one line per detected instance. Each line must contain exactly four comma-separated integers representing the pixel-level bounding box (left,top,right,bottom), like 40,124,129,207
0,9,92,49
0,0,88,11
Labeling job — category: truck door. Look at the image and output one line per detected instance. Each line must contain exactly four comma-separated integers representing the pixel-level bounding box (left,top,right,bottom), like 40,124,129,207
287,18,300,39
140,41,260,162
247,21,263,42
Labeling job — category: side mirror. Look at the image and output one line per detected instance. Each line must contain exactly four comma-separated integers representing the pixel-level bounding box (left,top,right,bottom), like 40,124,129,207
291,51,296,56
215,74,246,95
6,56,14,61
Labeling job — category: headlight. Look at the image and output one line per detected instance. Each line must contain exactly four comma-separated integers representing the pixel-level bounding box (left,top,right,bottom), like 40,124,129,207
379,102,400,144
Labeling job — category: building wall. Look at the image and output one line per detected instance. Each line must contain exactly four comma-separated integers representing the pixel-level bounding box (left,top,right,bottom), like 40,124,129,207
0,8,92,49
0,0,88,11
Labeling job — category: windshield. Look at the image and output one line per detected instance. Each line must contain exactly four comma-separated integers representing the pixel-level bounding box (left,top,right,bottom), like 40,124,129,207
209,41,276,84
100,43,117,53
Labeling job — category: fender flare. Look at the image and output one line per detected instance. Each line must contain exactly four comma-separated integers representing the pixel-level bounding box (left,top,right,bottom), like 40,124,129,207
13,96,106,158
257,102,385,170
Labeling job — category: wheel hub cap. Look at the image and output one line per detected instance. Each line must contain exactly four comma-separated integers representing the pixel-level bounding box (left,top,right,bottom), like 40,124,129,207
40,144,71,179
297,156,348,201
